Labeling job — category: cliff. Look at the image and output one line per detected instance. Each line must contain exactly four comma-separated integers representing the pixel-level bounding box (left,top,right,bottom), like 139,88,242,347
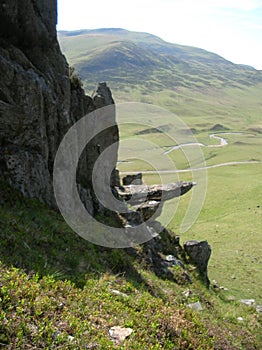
0,0,118,211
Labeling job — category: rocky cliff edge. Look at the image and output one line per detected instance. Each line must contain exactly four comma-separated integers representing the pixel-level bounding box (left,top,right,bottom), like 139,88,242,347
0,0,118,211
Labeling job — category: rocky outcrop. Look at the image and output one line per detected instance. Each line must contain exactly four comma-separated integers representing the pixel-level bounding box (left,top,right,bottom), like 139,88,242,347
141,224,192,283
117,182,195,205
116,181,195,228
122,173,143,185
184,240,211,287
133,201,161,221
117,177,198,283
0,1,118,210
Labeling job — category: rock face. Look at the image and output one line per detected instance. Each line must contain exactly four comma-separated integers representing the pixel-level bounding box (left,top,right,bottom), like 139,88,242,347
134,201,161,221
0,1,118,210
117,181,195,226
122,173,143,185
117,182,195,205
184,240,211,287
109,326,133,345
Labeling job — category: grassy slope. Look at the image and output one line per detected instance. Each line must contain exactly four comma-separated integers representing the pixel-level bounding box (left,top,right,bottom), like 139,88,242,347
144,164,262,304
0,181,261,349
117,120,262,304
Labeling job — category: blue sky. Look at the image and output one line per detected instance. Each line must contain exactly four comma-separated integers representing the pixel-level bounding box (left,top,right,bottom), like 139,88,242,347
57,0,262,69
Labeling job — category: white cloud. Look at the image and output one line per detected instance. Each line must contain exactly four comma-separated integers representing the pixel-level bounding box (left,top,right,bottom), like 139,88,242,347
176,0,262,11
210,0,262,10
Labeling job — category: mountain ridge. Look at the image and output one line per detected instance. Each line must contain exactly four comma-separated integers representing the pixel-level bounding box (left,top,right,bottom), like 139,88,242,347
58,28,262,99
58,28,259,70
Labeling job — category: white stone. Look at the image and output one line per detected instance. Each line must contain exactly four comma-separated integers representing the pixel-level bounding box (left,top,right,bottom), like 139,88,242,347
109,326,133,344
239,299,256,306
166,255,176,262
110,289,128,298
256,305,262,313
187,301,203,311
182,289,192,298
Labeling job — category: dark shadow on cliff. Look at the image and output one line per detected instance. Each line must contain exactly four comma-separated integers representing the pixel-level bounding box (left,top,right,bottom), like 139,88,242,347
0,181,148,291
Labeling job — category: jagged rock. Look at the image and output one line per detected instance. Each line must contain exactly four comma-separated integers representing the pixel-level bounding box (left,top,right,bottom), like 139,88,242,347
93,81,114,108
165,255,185,269
211,280,229,291
256,305,262,313
109,326,133,345
184,240,211,287
119,181,194,225
140,230,192,284
122,173,143,185
110,289,128,298
123,205,165,229
114,169,121,187
86,344,99,349
166,255,176,262
220,286,229,291
117,181,195,205
0,1,119,210
182,289,193,298
0,0,212,292
133,200,161,220
123,209,144,226
187,301,204,311
239,299,256,307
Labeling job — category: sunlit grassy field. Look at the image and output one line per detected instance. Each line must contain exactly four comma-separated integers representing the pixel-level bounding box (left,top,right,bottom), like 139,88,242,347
117,108,262,304
139,164,262,304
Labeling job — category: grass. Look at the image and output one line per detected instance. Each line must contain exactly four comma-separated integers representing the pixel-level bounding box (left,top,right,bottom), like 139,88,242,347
114,92,262,308
169,164,262,303
0,181,261,349
117,113,262,302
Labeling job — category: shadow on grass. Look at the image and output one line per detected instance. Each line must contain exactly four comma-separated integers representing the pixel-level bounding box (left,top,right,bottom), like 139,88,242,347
0,181,146,290
0,180,193,298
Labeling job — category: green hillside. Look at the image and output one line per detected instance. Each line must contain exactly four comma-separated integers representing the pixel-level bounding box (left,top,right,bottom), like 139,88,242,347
58,28,262,92
1,181,261,349
58,28,262,130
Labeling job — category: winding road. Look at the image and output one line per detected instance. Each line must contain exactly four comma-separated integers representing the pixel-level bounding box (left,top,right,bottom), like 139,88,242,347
164,132,252,155
120,132,262,174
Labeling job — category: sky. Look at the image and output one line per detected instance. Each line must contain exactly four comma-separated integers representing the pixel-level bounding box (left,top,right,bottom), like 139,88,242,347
57,0,262,70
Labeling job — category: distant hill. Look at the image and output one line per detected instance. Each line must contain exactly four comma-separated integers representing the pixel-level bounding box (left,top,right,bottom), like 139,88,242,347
58,28,262,127
58,28,262,91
